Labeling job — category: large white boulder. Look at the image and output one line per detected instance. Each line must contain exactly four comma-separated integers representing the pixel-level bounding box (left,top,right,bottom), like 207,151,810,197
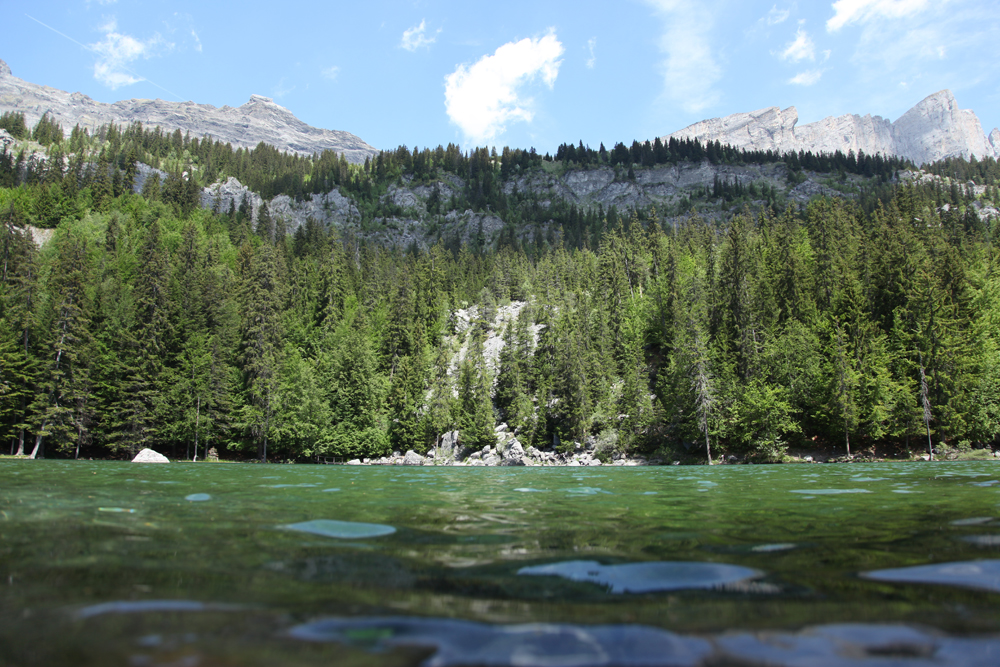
132,448,169,463
403,450,425,466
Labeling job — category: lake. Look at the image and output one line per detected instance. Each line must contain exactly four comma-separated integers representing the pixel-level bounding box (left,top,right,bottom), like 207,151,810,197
2,459,1000,666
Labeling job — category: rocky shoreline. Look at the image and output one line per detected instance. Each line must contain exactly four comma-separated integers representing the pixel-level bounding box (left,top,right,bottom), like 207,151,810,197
351,426,652,467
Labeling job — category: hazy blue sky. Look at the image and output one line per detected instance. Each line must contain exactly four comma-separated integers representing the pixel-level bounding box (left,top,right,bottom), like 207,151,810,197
6,0,999,154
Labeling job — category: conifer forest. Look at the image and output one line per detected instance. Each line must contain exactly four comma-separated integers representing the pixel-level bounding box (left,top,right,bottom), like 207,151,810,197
3,111,1000,464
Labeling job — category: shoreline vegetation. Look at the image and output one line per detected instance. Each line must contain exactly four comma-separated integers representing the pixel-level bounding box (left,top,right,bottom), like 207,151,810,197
3,114,1000,466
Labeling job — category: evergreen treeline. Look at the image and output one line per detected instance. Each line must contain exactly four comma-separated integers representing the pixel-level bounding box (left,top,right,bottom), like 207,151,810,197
1,113,925,239
2,161,1000,462
553,136,910,183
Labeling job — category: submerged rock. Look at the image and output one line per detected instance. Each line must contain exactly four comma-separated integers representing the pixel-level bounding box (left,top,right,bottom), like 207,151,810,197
131,448,169,463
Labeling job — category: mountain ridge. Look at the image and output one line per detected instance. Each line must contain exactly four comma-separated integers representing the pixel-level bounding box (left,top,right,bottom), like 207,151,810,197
0,58,377,162
664,90,1000,166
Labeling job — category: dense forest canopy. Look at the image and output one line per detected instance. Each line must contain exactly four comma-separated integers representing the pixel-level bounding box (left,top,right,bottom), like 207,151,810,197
1,111,999,463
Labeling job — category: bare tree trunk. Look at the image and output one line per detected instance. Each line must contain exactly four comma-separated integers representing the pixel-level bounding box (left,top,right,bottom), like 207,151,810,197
919,351,933,461
193,396,200,461
29,419,46,459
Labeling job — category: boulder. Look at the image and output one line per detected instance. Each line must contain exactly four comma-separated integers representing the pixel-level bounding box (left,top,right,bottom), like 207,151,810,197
502,439,525,463
132,448,169,463
403,450,425,466
347,459,363,465
484,454,502,466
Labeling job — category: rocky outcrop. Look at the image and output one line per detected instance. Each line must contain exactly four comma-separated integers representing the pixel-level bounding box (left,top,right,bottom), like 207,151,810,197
132,448,169,463
666,90,1000,166
0,59,376,162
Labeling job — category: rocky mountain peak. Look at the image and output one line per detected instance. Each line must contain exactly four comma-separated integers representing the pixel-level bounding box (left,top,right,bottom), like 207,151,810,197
666,90,998,166
0,59,377,161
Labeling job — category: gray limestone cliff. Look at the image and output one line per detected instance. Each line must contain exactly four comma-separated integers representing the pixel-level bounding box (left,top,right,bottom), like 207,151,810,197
665,90,999,166
0,58,376,162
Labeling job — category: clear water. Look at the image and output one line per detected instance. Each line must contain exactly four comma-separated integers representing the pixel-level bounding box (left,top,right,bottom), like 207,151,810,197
3,460,1000,666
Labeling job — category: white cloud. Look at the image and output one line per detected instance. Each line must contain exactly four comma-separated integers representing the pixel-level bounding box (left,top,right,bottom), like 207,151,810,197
191,29,202,53
788,69,824,85
272,78,295,99
322,66,340,81
586,37,597,69
827,0,930,31
781,28,815,62
89,18,169,89
444,31,564,144
767,5,791,24
400,20,439,51
644,0,722,114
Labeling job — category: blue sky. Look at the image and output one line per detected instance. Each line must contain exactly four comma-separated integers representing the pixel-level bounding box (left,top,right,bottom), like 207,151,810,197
6,0,1000,155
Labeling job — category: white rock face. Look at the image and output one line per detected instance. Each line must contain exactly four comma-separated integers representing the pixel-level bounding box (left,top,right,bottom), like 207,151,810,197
891,91,995,166
132,448,169,463
666,90,1000,166
0,59,376,162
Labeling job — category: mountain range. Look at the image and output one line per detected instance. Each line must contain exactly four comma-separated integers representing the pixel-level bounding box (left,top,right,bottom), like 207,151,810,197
0,59,376,162
2,56,998,168
665,90,1000,166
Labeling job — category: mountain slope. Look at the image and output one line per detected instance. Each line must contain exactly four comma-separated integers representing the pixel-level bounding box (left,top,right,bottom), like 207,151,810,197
665,90,1000,166
0,59,377,162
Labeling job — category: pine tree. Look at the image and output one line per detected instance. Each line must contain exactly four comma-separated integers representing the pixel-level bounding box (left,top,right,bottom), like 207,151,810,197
28,231,93,458
113,222,173,456
237,243,285,462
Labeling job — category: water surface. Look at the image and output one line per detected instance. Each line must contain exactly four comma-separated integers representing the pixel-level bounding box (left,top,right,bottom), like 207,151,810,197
3,460,1000,665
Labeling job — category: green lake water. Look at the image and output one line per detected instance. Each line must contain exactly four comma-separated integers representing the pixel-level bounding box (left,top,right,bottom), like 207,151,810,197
3,460,1000,666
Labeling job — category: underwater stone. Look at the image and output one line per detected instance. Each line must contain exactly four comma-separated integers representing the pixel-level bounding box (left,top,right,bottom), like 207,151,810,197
287,616,1000,667
287,616,711,667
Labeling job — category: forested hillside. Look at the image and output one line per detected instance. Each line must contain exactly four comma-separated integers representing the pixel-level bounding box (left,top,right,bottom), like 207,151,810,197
2,111,1000,463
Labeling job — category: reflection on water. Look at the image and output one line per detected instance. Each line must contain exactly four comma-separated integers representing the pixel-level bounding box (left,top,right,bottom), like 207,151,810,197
517,560,763,594
4,459,1000,665
279,518,397,539
863,559,1000,593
